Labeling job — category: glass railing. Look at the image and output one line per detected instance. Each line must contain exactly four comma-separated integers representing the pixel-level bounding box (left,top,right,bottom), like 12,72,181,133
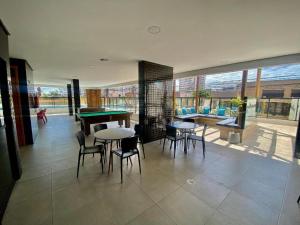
101,97,139,113
12,96,300,120
256,98,300,120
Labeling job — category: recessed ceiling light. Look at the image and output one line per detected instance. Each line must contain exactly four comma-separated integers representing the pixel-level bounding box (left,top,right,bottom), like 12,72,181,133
99,58,109,62
147,25,161,34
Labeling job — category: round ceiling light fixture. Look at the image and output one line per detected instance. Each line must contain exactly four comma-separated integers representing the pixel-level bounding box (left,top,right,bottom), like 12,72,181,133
147,25,161,34
99,58,109,62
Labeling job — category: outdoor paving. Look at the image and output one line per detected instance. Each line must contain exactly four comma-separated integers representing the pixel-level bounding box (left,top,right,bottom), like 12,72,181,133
2,115,300,225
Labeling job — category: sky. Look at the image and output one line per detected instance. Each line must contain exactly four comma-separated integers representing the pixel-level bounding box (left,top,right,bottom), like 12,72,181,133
205,64,300,89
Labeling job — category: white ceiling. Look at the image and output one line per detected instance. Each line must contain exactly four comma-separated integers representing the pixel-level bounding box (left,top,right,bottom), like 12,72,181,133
1,0,300,87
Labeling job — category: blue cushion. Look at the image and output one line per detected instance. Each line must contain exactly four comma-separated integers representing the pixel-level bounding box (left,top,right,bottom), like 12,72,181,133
190,107,196,114
217,108,226,116
181,108,187,115
203,107,210,114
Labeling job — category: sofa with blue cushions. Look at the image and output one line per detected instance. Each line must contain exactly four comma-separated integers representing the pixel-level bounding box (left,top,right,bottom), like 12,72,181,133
175,106,234,126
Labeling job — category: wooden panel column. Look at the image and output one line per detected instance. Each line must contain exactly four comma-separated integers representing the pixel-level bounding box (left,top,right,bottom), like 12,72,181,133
241,70,248,99
67,84,73,116
255,68,262,98
86,89,101,108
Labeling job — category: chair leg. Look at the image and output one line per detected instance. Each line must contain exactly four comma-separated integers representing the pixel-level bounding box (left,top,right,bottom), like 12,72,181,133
170,140,173,150
103,144,107,163
82,154,85,166
120,158,123,183
163,138,166,151
129,157,133,165
111,153,113,172
137,152,141,174
141,141,145,159
108,152,113,174
174,140,176,158
297,195,300,204
77,154,81,178
100,153,104,173
202,140,206,158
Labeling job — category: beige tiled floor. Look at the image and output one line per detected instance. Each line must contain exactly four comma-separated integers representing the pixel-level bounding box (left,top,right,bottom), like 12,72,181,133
3,115,300,225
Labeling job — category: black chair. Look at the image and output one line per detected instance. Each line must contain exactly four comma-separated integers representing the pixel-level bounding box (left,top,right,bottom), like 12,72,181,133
93,124,110,161
134,124,145,158
187,124,208,158
93,124,108,145
76,131,105,178
159,118,168,144
108,136,141,183
162,125,184,158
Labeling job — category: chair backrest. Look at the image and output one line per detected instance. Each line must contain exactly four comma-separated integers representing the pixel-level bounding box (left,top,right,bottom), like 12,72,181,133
166,125,177,137
94,124,108,133
121,136,138,153
134,124,142,136
202,124,208,138
76,131,85,148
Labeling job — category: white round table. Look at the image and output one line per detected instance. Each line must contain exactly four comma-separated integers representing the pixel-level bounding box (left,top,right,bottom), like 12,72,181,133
94,128,135,140
94,128,136,174
170,121,200,154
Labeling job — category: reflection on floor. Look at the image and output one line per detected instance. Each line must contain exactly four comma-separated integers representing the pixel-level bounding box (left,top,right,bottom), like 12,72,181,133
3,115,300,225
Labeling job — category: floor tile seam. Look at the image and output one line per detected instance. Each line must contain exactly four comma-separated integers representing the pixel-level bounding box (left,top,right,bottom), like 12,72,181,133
180,178,230,210
212,189,256,225
238,172,287,194
51,167,54,225
217,188,280,225
121,176,166,225
155,166,199,187
276,165,292,225
130,170,182,198
231,186,283,215
14,171,53,185
126,176,181,225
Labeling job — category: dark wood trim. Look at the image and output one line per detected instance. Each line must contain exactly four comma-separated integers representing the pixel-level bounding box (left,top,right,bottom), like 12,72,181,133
0,58,22,180
10,58,34,145
10,66,25,146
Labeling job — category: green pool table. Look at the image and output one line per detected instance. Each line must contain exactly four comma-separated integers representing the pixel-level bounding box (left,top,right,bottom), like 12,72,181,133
77,111,132,135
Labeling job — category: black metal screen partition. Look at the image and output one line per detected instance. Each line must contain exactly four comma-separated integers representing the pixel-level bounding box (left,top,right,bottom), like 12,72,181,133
139,61,173,143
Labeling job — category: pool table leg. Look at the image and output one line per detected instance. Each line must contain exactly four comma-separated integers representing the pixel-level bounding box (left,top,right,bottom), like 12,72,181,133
118,120,123,127
125,118,130,128
83,121,91,136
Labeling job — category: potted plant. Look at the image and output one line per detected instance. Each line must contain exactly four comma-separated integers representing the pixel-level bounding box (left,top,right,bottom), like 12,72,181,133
229,97,245,144
230,97,244,117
